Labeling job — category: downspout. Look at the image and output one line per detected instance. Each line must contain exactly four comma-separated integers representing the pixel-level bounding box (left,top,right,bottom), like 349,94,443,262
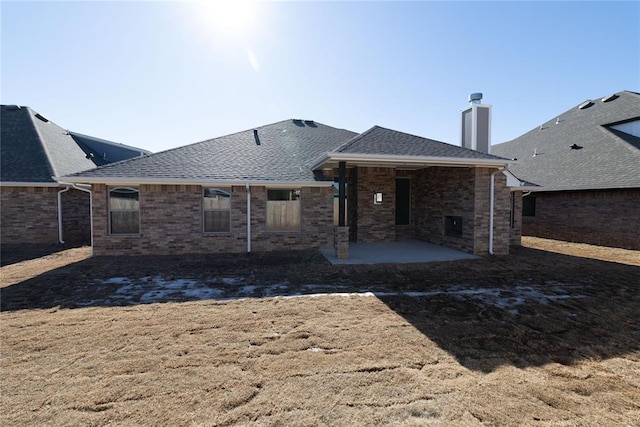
246,184,251,253
57,184,71,243
488,168,504,255
59,182,94,256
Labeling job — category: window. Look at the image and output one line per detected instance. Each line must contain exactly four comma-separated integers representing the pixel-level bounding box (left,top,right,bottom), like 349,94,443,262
203,188,231,233
267,189,300,231
523,196,536,217
109,187,139,235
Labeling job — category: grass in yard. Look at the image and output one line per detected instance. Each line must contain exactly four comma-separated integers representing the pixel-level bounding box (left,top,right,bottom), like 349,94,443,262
1,239,639,425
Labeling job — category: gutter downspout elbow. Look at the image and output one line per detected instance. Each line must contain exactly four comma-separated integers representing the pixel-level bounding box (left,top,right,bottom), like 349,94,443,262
57,185,72,243
246,184,251,254
489,168,504,255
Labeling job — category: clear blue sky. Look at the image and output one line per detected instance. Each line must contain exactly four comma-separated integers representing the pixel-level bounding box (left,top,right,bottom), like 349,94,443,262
2,1,639,153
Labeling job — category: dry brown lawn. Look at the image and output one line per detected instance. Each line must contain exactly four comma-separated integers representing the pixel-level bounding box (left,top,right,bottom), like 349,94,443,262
1,239,639,426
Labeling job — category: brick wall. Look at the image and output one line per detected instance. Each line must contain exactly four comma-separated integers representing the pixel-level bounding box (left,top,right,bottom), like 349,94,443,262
355,167,396,242
1,186,91,245
510,191,523,246
61,189,91,244
249,186,334,252
473,168,510,256
1,186,59,244
411,167,511,255
92,184,334,256
523,189,640,250
413,167,476,253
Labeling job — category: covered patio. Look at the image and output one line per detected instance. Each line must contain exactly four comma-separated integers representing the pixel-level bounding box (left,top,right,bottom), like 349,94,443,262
320,239,478,265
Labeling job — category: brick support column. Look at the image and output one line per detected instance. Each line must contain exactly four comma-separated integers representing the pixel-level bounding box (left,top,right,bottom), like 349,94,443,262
334,226,349,259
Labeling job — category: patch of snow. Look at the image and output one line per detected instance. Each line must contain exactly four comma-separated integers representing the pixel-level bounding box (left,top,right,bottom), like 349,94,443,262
104,277,131,284
115,284,140,296
89,277,588,310
238,285,258,295
442,285,587,312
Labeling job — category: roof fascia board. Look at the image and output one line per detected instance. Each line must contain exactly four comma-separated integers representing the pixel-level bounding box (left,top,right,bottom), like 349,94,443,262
311,152,515,169
53,177,334,187
0,181,61,188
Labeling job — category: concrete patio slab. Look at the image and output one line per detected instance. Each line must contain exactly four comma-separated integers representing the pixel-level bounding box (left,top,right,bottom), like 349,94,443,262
320,239,478,265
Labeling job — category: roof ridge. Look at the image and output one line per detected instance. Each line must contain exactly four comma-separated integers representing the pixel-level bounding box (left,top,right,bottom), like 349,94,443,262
332,126,378,153
25,106,58,180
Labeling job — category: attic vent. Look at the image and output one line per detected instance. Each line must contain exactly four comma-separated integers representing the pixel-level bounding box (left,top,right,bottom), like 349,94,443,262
601,94,618,103
578,100,593,110
292,119,304,127
304,120,317,127
34,113,49,122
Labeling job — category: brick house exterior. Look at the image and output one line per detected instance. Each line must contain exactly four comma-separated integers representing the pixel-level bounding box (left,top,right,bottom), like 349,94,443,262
0,186,90,245
90,184,335,256
61,120,519,258
493,91,640,250
522,189,639,250
0,105,148,246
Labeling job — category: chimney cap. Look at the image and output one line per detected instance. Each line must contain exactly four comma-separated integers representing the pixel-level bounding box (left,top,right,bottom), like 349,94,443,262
469,93,483,104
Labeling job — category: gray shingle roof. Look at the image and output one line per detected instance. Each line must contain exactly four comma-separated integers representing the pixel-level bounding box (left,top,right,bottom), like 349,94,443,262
70,132,150,166
335,125,511,161
1,105,148,183
64,120,358,183
492,91,640,192
1,105,95,182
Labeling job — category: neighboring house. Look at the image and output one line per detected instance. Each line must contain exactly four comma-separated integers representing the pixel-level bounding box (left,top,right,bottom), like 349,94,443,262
1,105,149,245
59,116,520,258
492,91,640,250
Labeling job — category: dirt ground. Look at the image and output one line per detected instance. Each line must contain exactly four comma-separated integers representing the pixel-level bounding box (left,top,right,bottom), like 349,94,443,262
1,238,639,426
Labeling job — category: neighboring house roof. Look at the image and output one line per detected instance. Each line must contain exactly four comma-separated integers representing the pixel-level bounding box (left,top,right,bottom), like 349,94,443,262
70,132,150,166
1,105,149,184
61,120,359,184
492,90,640,192
312,126,514,169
